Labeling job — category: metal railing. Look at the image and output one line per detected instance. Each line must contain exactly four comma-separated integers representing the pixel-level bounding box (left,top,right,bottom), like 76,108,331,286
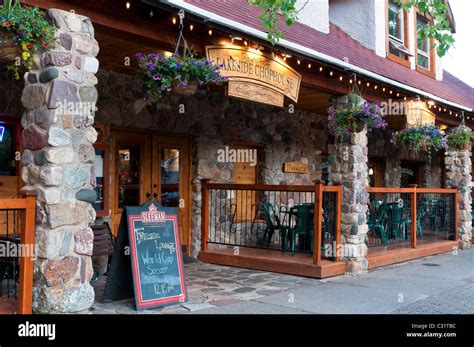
0,192,36,314
201,180,342,264
367,186,457,248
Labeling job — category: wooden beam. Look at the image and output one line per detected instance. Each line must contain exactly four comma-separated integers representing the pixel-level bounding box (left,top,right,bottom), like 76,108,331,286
313,181,323,265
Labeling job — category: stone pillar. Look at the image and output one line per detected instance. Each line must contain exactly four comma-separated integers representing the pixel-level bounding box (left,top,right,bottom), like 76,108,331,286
20,9,100,313
445,128,472,250
327,96,369,274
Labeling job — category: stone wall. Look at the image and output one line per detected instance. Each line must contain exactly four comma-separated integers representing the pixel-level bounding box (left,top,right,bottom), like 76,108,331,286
20,9,99,313
95,70,329,255
444,128,472,249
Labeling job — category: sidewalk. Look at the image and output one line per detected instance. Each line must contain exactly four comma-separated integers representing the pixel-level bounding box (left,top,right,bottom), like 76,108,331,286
91,247,474,314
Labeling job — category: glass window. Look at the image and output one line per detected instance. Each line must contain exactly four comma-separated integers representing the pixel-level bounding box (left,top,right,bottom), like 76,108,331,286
0,124,16,176
93,150,105,211
118,145,141,208
388,0,404,42
417,15,430,70
160,148,180,207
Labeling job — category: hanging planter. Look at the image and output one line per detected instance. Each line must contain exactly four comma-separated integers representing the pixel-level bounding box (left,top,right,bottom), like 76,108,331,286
394,125,447,160
0,1,56,79
327,93,387,136
136,11,227,103
446,127,473,150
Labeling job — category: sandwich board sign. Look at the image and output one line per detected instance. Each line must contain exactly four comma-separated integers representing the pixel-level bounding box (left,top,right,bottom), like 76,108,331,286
103,201,187,310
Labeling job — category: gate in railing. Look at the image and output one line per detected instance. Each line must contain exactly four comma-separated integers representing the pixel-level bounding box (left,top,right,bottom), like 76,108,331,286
201,181,342,265
367,186,457,248
0,192,36,314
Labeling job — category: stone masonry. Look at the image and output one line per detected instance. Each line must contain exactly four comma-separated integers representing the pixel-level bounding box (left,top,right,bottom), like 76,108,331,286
20,9,99,313
328,95,369,274
445,126,472,250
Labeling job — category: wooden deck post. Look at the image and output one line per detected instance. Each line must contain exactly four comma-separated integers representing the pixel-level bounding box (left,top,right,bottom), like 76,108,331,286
454,189,459,242
18,191,37,314
313,181,323,265
335,183,342,261
201,179,210,252
408,184,417,248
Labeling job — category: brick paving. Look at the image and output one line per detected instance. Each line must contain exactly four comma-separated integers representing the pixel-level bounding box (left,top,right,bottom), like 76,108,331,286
90,248,474,314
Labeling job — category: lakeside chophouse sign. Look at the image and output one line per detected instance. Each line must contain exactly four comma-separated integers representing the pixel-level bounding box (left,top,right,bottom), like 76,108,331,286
103,202,187,310
206,45,301,107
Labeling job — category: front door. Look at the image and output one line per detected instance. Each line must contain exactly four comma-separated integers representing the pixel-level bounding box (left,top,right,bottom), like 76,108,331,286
111,130,191,254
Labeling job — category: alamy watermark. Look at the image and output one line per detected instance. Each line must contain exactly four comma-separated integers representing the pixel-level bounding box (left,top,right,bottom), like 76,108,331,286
217,146,257,167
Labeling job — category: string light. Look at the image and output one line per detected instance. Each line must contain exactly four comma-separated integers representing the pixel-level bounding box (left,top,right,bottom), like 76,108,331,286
382,87,386,92
319,66,323,72
450,111,452,115
389,90,393,94
244,40,248,46
443,108,446,112
329,71,334,76
366,82,370,87
404,96,407,101
349,79,353,84
149,9,154,18
374,85,378,90
358,80,362,85
125,1,131,9
308,63,312,69
396,92,400,97
297,59,301,65
172,17,177,25
208,29,213,36
189,24,194,31
339,76,343,81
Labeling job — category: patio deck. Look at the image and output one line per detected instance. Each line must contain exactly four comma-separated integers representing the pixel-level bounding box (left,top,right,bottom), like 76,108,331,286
199,240,459,279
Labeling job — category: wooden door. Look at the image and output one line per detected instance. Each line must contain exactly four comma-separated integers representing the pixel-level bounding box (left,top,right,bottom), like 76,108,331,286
152,135,191,255
111,131,152,235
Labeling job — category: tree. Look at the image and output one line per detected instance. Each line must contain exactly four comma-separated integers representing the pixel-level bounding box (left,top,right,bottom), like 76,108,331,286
248,0,454,57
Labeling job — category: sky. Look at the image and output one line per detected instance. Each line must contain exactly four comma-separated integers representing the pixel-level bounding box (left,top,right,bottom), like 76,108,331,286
442,0,474,87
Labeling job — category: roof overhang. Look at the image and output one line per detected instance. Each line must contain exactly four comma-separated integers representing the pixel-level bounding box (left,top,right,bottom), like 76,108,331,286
160,0,471,112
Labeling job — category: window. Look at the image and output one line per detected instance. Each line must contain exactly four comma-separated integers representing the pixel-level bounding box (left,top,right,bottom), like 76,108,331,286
416,15,432,71
387,0,412,66
0,123,17,176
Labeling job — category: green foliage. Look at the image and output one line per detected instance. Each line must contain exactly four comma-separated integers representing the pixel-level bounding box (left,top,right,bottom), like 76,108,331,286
247,0,302,45
398,0,454,57
446,129,474,149
248,0,454,56
0,0,56,78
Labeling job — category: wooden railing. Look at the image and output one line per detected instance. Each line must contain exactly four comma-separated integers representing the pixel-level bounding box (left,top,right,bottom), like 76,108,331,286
200,180,342,265
0,191,36,314
367,186,458,248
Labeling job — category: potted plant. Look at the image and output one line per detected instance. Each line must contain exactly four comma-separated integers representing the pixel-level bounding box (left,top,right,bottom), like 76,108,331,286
446,128,474,150
394,124,447,158
0,0,56,79
327,94,387,135
135,50,228,103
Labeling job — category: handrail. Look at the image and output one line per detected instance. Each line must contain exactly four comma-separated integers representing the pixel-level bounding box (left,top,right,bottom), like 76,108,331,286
0,190,36,314
368,187,457,194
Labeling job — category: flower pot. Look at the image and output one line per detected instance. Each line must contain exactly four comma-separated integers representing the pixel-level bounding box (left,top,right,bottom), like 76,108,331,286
456,143,470,151
0,34,20,64
172,79,199,96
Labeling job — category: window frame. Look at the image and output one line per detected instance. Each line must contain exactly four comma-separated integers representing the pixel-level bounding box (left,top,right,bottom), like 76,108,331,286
414,9,436,78
386,0,411,68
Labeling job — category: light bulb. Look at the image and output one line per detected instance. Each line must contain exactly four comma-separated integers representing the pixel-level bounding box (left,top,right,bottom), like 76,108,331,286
208,29,213,36
172,17,177,25
125,2,131,10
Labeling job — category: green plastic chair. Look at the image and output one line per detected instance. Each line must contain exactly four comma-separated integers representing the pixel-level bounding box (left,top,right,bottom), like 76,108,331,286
386,202,407,241
367,201,389,245
262,202,289,249
287,204,314,255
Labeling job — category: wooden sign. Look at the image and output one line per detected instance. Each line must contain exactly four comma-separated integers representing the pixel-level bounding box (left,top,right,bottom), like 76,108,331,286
206,45,301,107
406,102,436,127
103,202,187,310
283,162,308,174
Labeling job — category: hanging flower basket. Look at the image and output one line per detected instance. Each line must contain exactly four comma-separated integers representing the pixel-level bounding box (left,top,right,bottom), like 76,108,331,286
446,128,473,150
171,79,199,96
394,125,446,159
0,1,56,78
327,94,387,135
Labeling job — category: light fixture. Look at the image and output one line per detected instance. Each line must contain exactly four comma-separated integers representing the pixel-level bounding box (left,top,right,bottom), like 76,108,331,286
319,66,323,72
389,90,393,94
0,126,4,142
369,168,374,175
297,59,301,65
308,63,312,69
282,53,292,58
172,17,177,25
349,79,353,84
339,76,343,81
427,100,435,106
125,1,131,9
230,35,243,42
382,87,386,92
455,113,458,117
450,111,452,115
404,96,407,101
358,80,362,85
208,28,213,36
329,71,334,76
443,108,446,112
189,24,194,31
374,85,378,90
366,82,370,87
244,40,248,46
396,93,400,97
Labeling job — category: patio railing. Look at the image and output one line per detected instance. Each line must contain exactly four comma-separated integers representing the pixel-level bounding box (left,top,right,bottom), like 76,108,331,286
367,186,457,248
201,180,342,265
0,192,36,314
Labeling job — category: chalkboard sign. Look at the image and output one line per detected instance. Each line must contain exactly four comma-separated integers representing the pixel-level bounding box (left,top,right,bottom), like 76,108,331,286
102,201,187,310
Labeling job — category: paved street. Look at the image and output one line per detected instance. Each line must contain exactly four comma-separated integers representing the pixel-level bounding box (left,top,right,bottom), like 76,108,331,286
91,248,474,314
